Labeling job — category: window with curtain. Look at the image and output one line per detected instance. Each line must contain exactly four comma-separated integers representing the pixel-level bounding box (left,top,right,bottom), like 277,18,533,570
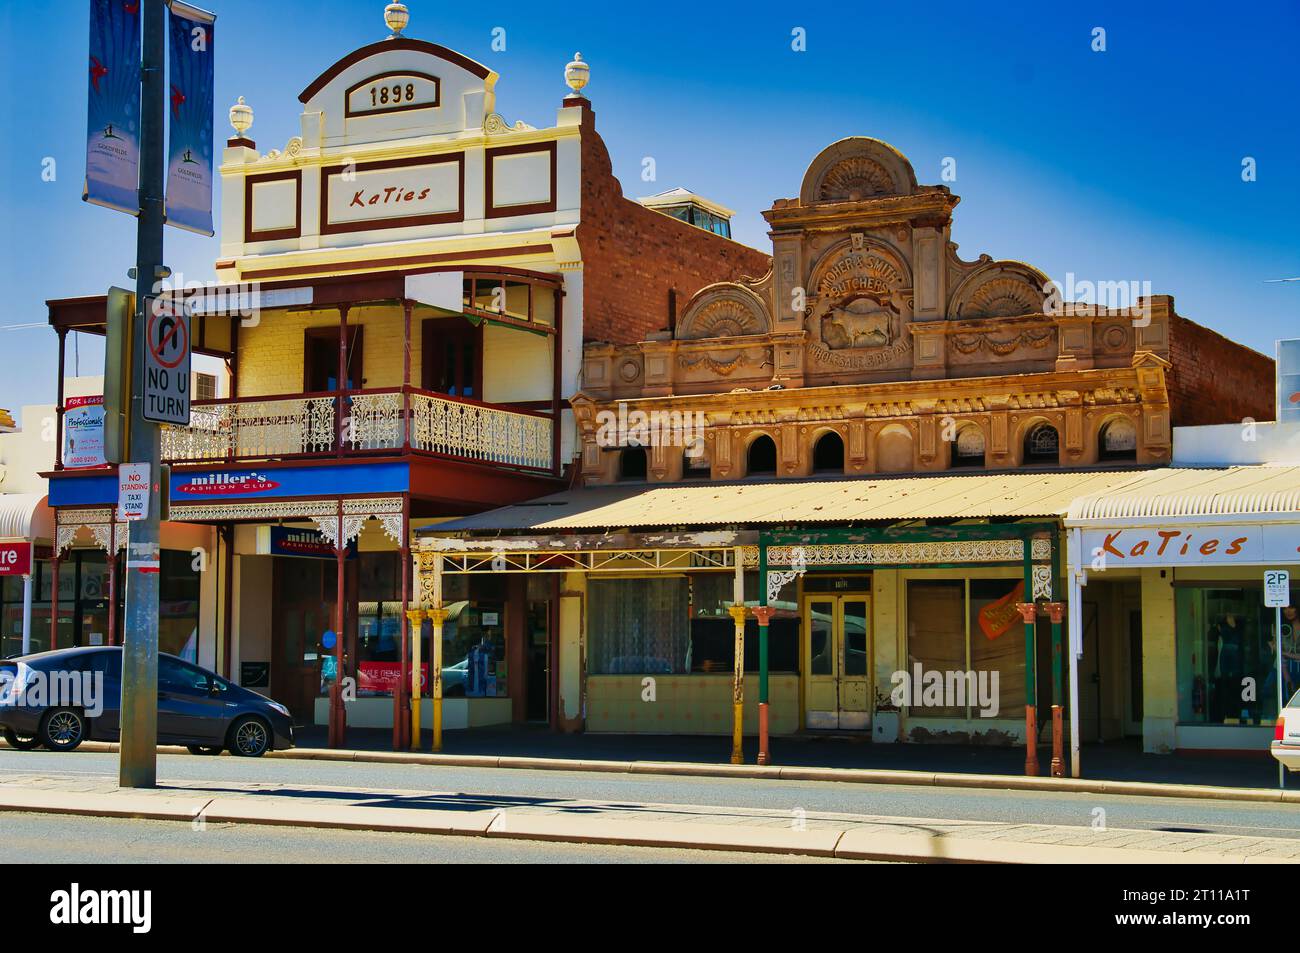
588,577,689,674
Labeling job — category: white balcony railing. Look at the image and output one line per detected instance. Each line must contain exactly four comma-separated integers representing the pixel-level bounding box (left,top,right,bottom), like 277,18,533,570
159,388,552,471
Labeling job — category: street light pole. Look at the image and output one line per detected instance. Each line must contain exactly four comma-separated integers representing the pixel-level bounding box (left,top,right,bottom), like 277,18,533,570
119,0,167,789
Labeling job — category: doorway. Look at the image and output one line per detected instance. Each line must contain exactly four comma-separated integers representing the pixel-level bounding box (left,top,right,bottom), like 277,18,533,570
803,593,871,729
303,326,364,392
422,317,482,398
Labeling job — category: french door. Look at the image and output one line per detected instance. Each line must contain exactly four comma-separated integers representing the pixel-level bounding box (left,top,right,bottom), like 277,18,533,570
803,594,871,729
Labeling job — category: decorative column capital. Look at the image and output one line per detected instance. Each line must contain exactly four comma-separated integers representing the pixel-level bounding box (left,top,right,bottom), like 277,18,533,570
427,607,449,626
727,604,749,626
751,605,777,626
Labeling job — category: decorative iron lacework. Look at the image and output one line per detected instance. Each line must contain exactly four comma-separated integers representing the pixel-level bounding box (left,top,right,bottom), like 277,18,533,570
55,508,125,555
170,499,339,523
1032,564,1054,600
742,539,1027,567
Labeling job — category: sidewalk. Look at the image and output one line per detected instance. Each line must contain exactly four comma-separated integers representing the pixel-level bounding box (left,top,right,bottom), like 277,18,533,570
2,769,1297,863
292,725,1283,790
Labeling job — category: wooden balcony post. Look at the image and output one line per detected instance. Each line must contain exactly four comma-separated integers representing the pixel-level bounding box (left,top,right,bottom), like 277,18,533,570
337,304,350,457
54,328,67,470
402,299,413,452
551,288,563,478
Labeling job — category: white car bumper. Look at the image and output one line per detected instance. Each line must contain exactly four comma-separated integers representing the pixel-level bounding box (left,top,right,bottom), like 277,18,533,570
1270,742,1300,771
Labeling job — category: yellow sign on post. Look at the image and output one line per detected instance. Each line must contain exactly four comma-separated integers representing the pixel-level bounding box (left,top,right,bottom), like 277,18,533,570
103,287,135,464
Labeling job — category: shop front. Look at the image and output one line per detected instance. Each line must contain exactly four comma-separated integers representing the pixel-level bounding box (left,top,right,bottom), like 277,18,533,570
1066,465,1300,756
415,469,1155,772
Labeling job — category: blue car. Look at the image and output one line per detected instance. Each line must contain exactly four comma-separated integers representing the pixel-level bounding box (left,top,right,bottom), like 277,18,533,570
0,646,294,757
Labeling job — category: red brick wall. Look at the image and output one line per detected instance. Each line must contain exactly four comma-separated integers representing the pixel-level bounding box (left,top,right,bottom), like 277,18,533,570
575,102,771,344
1167,314,1276,425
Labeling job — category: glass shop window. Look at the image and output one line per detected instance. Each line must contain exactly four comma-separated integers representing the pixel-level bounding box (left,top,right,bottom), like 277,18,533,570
438,600,508,698
588,577,689,674
905,578,1028,718
1175,585,1299,725
356,552,403,697
686,573,800,674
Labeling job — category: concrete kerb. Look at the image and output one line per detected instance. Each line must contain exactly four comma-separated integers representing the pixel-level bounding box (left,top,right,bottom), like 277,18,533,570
2,738,1295,804
3,786,1292,864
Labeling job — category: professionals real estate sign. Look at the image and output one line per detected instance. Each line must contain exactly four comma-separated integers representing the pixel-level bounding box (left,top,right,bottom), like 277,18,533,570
84,0,142,215
164,1,216,235
63,396,106,469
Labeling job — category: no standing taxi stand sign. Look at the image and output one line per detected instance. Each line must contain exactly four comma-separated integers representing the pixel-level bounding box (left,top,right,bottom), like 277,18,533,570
1267,569,1291,788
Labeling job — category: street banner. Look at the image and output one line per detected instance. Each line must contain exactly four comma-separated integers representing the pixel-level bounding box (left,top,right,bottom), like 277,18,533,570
84,0,142,215
63,396,106,469
164,1,216,235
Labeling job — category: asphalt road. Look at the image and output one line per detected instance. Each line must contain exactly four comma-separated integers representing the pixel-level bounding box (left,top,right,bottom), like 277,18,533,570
0,812,869,863
3,749,1297,841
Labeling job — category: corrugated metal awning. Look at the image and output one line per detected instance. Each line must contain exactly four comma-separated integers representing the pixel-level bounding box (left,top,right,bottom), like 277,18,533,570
1066,465,1300,523
423,469,1158,535
0,493,53,542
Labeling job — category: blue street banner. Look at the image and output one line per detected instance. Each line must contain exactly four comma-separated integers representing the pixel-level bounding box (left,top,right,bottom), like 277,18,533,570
83,0,142,215
164,1,216,235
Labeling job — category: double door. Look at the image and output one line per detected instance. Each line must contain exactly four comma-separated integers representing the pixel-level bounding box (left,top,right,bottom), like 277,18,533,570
803,594,871,729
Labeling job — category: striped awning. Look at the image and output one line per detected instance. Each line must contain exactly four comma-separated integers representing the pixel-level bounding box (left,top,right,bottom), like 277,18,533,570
0,493,54,542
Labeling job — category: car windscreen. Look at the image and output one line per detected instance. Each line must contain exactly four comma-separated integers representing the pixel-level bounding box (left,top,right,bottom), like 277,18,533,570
1289,689,1300,710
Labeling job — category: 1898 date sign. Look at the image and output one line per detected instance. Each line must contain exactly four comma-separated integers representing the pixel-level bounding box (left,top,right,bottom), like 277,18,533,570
142,300,190,424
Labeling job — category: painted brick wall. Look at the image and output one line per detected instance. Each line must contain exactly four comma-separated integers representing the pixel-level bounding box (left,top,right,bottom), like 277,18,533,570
1167,314,1276,426
237,305,412,397
574,101,772,345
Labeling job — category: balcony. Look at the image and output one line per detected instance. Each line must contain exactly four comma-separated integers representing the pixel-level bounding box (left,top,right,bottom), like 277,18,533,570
159,386,554,472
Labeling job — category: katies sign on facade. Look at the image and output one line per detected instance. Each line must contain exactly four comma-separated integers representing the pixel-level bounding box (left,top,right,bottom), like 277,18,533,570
321,155,462,234
1083,523,1300,569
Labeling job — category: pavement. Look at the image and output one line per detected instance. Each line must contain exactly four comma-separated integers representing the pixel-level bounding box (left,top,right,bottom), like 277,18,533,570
3,765,1299,863
3,727,1292,805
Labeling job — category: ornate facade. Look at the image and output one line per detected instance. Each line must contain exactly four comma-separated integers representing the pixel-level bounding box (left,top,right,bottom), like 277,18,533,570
575,137,1231,485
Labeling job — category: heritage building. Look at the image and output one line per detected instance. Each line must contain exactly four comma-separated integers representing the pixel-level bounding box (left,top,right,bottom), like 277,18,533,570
416,136,1283,773
39,10,765,747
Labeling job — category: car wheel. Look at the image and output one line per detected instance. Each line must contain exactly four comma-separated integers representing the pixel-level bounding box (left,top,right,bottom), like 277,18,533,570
227,716,271,757
186,745,223,756
39,708,86,752
2,727,42,751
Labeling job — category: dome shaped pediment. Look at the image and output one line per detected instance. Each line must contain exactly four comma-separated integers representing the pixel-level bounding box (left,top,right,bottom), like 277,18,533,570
677,284,771,340
799,137,918,205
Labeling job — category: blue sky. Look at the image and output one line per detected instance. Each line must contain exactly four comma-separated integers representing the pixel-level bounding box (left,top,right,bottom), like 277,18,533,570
1,0,1297,422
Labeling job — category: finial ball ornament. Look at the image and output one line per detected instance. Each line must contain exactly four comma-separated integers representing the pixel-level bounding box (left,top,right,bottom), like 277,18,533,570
565,52,590,97
229,96,253,135
384,2,410,37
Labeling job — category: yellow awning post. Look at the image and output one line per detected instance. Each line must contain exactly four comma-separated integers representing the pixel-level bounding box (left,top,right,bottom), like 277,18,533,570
728,603,748,765
405,608,426,751
428,606,448,752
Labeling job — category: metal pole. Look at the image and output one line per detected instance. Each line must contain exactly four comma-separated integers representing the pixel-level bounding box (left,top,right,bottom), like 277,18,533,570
429,553,444,752
1068,528,1084,778
1050,536,1064,777
728,545,746,764
106,515,118,647
1022,537,1038,777
755,539,773,765
119,0,166,789
20,572,33,655
329,504,346,747
1279,604,1286,789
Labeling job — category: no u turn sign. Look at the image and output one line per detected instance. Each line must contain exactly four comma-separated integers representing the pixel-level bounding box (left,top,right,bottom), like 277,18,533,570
143,300,191,425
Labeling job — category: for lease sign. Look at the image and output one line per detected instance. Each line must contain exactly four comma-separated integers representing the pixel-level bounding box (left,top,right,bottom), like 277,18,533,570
1083,523,1300,569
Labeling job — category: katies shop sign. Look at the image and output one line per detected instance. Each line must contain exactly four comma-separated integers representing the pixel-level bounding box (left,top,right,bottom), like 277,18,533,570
174,471,280,497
